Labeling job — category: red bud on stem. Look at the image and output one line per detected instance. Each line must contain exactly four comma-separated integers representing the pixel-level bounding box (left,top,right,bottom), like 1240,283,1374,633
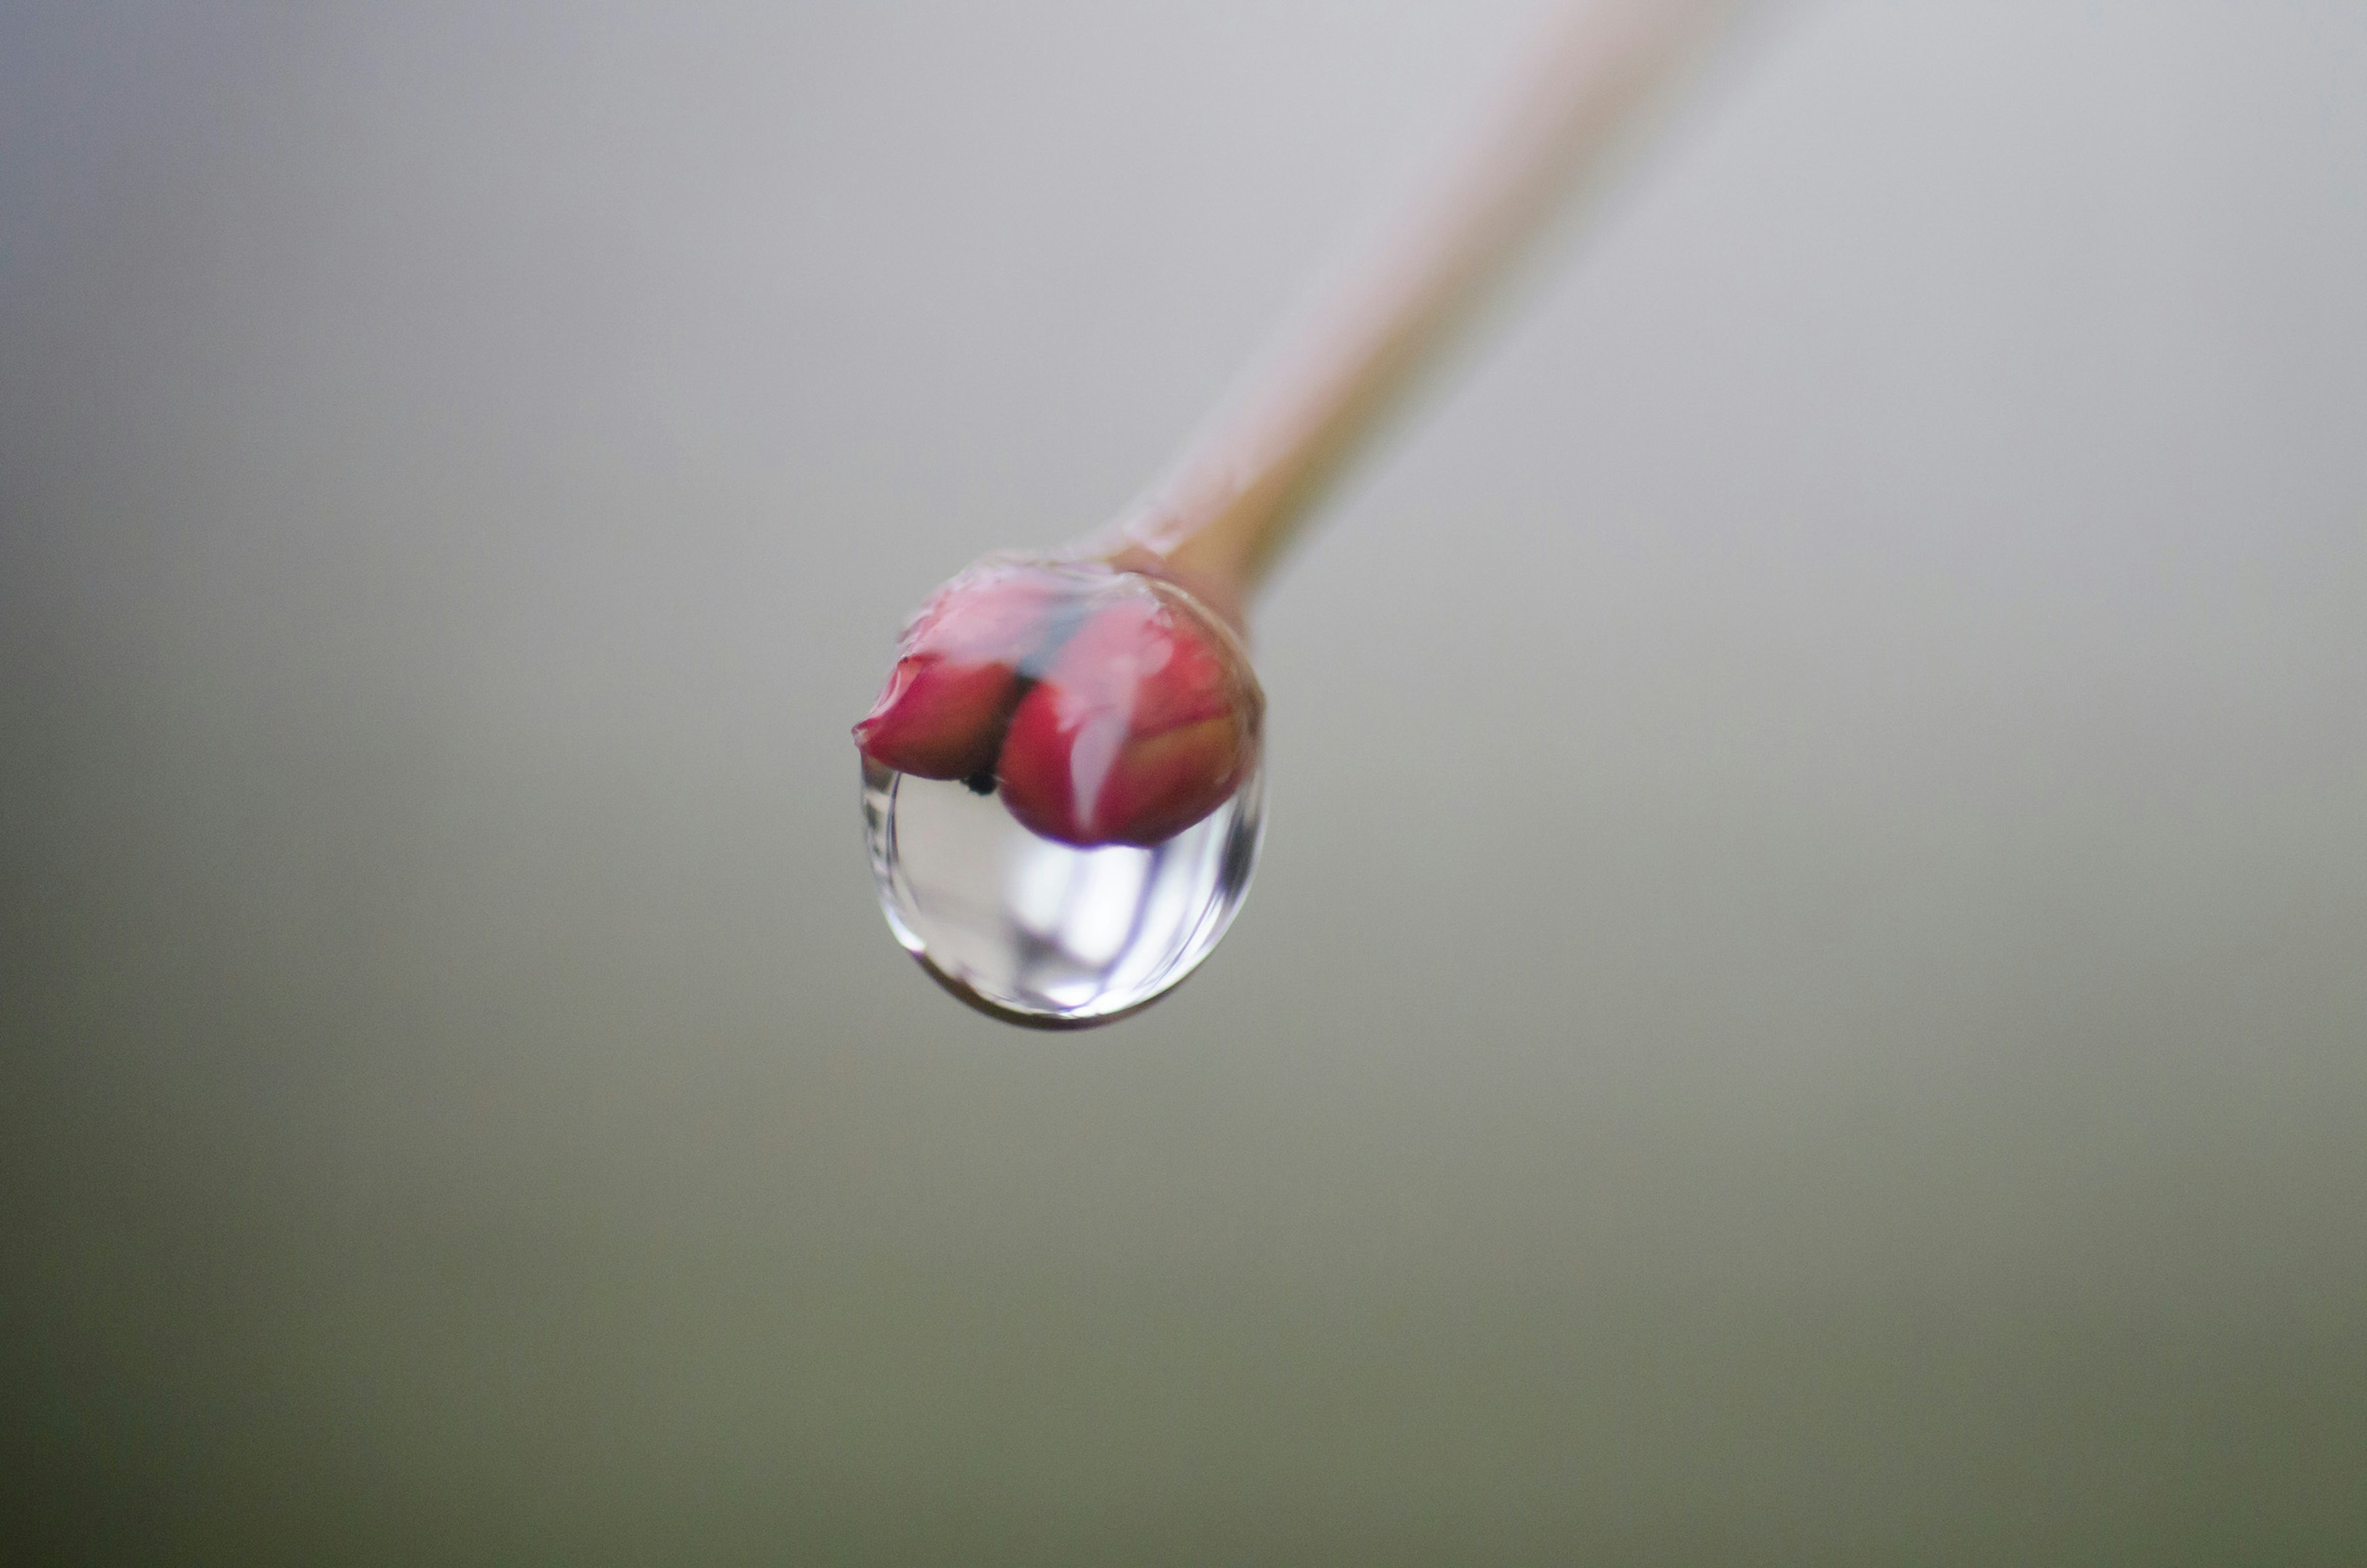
854,561,1260,848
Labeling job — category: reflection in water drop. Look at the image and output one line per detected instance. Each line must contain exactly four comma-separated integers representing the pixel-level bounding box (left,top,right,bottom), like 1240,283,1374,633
863,758,1262,1027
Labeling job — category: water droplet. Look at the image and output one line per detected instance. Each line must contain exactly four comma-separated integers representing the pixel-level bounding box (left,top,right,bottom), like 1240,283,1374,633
854,556,1265,1026
862,757,1263,1027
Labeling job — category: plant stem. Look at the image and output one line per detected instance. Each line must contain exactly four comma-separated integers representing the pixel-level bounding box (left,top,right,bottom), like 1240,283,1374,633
1102,0,1746,614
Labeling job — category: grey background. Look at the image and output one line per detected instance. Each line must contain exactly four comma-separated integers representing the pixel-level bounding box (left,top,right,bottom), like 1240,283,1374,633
4,1,2363,1561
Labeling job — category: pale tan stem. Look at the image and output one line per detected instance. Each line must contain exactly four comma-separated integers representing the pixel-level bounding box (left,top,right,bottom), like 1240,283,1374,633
1107,0,1745,605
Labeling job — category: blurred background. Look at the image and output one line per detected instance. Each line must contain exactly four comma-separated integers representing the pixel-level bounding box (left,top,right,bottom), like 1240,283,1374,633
4,1,2364,1560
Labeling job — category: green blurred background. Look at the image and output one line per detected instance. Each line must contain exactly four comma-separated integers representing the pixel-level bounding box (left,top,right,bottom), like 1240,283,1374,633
4,1,2364,1560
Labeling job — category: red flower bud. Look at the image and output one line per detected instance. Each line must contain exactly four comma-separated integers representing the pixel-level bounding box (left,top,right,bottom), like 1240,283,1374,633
996,587,1259,848
851,565,1061,780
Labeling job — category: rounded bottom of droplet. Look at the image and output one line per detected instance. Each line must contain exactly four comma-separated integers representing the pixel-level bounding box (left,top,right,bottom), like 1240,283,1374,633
862,758,1262,1029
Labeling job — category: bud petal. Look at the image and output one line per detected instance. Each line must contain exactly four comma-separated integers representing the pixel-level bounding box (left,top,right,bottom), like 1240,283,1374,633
997,589,1258,847
851,566,1060,780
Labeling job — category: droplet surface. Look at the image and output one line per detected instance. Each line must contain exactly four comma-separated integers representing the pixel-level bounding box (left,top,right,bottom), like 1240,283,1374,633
863,757,1262,1027
854,556,1266,1026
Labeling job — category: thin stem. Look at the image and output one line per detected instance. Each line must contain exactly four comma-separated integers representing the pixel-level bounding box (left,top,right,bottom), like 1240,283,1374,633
1105,0,1744,607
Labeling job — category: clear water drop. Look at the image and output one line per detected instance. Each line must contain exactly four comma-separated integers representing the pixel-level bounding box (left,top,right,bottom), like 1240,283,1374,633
862,757,1262,1027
